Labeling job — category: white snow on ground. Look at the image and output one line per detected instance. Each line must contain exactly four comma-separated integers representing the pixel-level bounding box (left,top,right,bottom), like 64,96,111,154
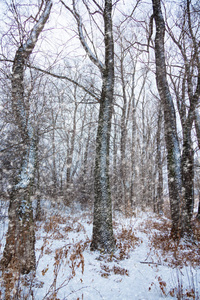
0,199,200,299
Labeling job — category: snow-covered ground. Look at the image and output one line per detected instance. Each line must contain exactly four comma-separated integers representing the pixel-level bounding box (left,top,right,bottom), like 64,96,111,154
0,199,200,299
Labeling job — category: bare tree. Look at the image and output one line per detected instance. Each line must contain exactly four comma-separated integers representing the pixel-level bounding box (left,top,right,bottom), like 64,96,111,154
0,0,52,274
166,0,200,234
151,0,200,238
60,0,115,252
151,0,182,238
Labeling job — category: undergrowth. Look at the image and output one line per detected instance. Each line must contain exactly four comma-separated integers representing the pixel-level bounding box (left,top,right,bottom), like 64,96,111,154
0,209,91,300
1,203,200,299
149,268,199,299
114,224,141,260
139,216,200,268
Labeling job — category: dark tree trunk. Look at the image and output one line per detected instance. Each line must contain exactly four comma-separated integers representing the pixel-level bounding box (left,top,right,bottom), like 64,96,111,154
197,193,200,219
141,98,147,209
90,0,115,252
120,54,128,214
1,188,36,274
195,108,200,149
52,115,57,196
165,0,200,238
35,134,43,221
130,70,137,208
181,128,194,236
66,101,77,187
112,115,119,211
152,0,182,238
61,0,115,252
81,109,92,206
0,0,52,274
156,105,163,214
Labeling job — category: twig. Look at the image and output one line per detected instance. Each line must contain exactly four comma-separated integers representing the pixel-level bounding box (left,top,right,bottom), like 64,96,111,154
140,261,162,265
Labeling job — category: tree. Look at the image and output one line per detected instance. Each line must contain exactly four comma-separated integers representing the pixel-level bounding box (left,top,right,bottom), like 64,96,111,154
151,0,200,238
61,0,115,252
90,0,116,252
155,102,164,214
166,0,200,235
0,0,52,274
151,0,182,238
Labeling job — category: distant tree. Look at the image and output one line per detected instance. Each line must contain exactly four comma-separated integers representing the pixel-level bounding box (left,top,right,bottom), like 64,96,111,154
155,102,164,214
0,0,52,274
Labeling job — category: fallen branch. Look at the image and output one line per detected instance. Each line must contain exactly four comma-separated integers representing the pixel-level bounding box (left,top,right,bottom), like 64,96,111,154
140,261,162,265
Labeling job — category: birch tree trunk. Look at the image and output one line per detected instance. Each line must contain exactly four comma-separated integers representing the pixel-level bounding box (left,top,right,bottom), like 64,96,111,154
0,0,52,274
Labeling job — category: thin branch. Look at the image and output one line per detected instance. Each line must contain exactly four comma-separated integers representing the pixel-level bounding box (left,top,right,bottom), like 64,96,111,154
60,0,104,72
92,0,103,13
28,64,100,102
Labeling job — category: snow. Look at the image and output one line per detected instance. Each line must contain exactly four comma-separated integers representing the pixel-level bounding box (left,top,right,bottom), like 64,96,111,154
0,199,200,299
24,0,52,52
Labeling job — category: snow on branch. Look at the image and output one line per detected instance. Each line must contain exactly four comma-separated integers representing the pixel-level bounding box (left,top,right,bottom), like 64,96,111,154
24,0,52,55
60,0,104,73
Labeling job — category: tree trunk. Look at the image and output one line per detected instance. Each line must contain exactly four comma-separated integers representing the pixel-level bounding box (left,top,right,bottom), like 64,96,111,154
61,0,115,252
156,105,163,214
195,106,200,150
152,0,182,238
0,0,52,274
130,70,137,208
35,134,42,221
181,128,194,236
90,0,115,252
1,187,36,274
66,101,78,186
112,115,119,211
141,97,147,209
52,114,57,196
120,54,128,214
166,0,200,236
197,193,200,219
81,108,92,206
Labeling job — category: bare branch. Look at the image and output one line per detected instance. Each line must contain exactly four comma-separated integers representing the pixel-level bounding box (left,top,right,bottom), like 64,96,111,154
28,64,100,102
24,0,52,55
147,14,154,53
60,0,104,72
91,0,104,13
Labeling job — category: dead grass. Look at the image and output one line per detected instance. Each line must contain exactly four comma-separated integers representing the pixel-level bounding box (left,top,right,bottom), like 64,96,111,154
114,223,141,260
100,263,129,278
140,216,200,268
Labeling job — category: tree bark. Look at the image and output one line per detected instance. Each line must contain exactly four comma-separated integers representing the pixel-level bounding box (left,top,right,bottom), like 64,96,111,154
197,193,200,219
195,108,200,150
156,105,163,214
152,0,182,238
0,0,52,274
166,0,200,237
181,124,194,235
130,68,137,208
60,0,115,252
90,0,115,252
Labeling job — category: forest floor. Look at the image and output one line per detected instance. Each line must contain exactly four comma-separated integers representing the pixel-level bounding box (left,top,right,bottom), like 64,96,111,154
0,198,200,300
